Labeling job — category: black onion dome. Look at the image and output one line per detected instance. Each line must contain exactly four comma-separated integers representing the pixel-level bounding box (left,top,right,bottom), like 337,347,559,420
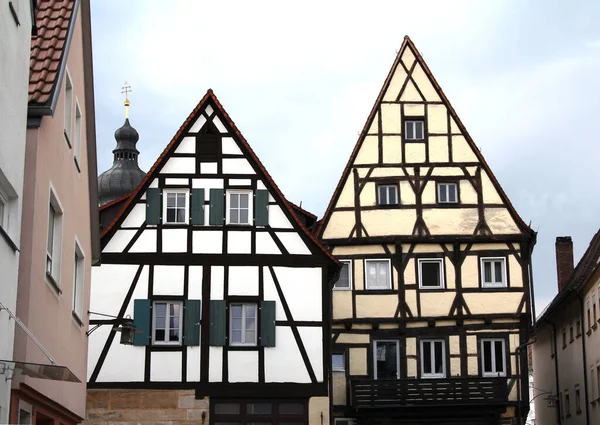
97,118,146,206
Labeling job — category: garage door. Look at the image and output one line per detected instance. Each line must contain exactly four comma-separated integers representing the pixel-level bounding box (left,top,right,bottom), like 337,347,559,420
211,399,308,425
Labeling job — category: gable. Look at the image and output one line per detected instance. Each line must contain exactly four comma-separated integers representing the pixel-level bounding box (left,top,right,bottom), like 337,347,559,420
320,36,533,241
101,90,336,264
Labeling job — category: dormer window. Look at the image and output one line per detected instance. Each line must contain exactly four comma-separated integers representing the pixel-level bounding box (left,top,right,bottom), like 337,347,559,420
405,120,424,140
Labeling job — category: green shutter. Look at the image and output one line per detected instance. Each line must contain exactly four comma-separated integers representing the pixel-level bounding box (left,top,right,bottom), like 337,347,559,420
184,299,201,346
133,299,151,346
209,300,226,346
209,189,224,225
146,188,161,225
191,189,205,225
260,300,276,347
255,190,269,226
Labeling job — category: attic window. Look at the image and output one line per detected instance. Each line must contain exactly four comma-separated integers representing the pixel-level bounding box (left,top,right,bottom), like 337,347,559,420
197,133,220,162
405,120,424,140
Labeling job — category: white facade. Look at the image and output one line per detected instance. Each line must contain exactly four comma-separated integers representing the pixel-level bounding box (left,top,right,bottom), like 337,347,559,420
0,1,31,423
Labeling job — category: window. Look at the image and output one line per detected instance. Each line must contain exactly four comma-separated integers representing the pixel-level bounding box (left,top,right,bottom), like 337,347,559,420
46,189,63,287
74,100,82,170
332,353,345,372
72,242,85,323
227,190,252,225
550,330,555,358
565,391,571,417
152,301,182,345
0,191,6,229
163,190,188,224
562,327,567,349
437,182,458,204
405,120,424,140
364,259,391,290
420,339,446,378
334,260,352,290
230,303,257,346
64,70,73,144
377,184,398,206
591,366,598,402
374,340,399,379
570,321,574,342
576,387,581,414
17,401,32,425
480,338,506,377
588,300,592,333
480,257,507,288
576,319,581,337
418,258,444,289
593,293,598,328
211,400,307,425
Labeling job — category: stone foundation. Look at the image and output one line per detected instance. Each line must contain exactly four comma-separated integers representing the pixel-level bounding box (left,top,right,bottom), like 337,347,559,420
84,389,209,425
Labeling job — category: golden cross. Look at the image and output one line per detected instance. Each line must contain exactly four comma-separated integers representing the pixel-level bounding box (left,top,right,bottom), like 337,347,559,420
121,81,132,118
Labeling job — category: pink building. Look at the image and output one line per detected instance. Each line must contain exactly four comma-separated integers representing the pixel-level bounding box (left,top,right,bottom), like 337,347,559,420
10,1,99,424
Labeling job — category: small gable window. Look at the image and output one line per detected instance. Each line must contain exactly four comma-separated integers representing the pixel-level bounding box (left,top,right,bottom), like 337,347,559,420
164,190,188,224
480,257,507,288
227,190,253,225
405,120,424,140
437,182,458,204
377,184,398,206
334,260,352,290
230,303,257,346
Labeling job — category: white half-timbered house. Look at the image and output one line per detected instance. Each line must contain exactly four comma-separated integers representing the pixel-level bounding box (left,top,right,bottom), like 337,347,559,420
86,90,338,425
319,36,536,425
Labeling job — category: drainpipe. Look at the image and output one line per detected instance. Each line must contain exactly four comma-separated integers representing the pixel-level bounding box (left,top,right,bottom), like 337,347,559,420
515,338,536,425
545,319,561,425
575,292,591,425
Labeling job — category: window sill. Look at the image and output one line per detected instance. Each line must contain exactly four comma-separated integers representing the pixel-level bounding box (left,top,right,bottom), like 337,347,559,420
74,156,81,174
418,287,446,292
228,345,259,351
587,329,592,336
358,289,395,294
566,414,572,418
480,285,509,290
72,311,83,327
64,130,71,148
333,287,352,291
46,272,62,295
576,409,582,415
436,203,461,208
577,333,582,339
0,225,19,252
593,323,598,331
9,1,20,26
404,138,426,143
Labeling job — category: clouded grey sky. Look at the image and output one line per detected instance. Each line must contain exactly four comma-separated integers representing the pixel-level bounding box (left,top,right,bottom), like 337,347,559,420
90,0,600,315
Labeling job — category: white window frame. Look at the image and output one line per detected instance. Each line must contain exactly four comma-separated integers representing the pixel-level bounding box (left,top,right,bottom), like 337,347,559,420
332,353,345,373
334,260,352,290
437,182,458,204
377,184,398,206
229,303,257,346
364,259,392,290
46,186,64,288
373,339,400,380
152,300,183,346
420,339,446,378
226,190,253,225
73,99,83,170
480,257,507,288
480,338,507,377
64,69,73,144
405,120,425,140
418,258,445,289
163,189,189,224
72,240,85,323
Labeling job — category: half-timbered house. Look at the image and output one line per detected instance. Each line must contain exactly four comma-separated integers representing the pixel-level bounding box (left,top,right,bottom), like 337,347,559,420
318,36,536,425
86,90,338,425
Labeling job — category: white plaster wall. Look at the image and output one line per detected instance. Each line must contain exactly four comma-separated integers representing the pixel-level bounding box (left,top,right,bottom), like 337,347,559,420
230,179,251,186
103,229,136,252
200,162,217,174
90,264,144,316
129,229,157,252
263,267,285,320
87,325,110,380
160,157,195,174
151,351,182,381
211,266,225,300
188,115,207,132
228,351,259,382
229,266,259,295
256,232,281,254
222,137,242,155
96,339,145,382
193,230,223,254
187,346,201,382
269,205,293,229
192,178,223,190
209,347,223,382
265,326,311,383
223,158,255,174
228,231,251,254
162,228,187,253
298,327,324,382
165,178,188,185
175,136,195,154
277,232,311,255
153,265,185,295
188,266,203,299
213,116,227,133
121,204,145,228
273,267,322,321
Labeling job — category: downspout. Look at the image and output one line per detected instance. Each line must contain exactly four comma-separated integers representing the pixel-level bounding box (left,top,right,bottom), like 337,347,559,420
576,292,591,425
515,338,537,425
545,319,561,425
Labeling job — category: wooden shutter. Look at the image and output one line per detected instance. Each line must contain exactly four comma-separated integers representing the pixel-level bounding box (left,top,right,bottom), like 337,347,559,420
209,189,224,225
209,300,226,346
260,300,276,347
255,190,269,226
133,299,151,346
191,189,205,225
146,188,161,225
184,299,201,346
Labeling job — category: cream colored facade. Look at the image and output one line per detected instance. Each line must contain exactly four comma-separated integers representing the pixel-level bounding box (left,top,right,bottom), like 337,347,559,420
319,36,535,425
582,267,600,425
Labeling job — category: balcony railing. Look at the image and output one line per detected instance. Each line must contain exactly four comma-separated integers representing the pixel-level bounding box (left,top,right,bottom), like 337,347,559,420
350,377,508,409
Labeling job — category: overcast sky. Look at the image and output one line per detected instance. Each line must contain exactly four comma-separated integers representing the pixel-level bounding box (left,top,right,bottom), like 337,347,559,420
90,0,600,315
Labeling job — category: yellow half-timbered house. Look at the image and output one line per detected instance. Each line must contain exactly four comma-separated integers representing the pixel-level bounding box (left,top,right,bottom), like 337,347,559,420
318,36,536,425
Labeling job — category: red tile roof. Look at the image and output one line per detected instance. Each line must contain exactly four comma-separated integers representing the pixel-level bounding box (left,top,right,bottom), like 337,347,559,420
101,90,338,265
29,0,75,105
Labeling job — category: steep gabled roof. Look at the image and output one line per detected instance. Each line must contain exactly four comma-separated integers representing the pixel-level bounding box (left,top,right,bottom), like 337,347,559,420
317,35,534,239
101,89,338,264
29,0,78,111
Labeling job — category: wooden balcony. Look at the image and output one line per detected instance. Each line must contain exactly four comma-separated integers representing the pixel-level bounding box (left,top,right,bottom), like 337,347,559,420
350,377,508,410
